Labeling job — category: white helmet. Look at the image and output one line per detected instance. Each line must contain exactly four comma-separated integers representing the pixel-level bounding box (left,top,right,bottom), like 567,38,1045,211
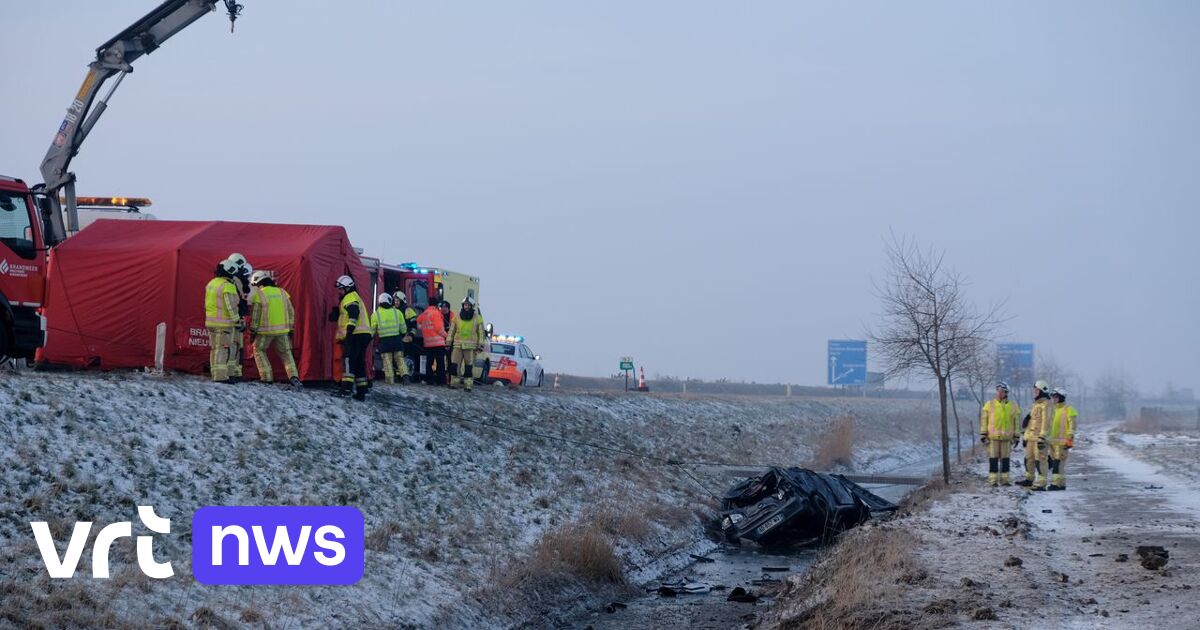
218,259,240,275
335,275,355,290
250,270,270,286
1035,380,1050,393
378,293,393,306
995,382,1010,393
227,253,248,269
393,291,407,303
462,296,475,306
1052,387,1068,398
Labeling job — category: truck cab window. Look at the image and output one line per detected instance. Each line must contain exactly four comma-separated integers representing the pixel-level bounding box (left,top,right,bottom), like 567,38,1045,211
411,281,429,309
0,193,36,259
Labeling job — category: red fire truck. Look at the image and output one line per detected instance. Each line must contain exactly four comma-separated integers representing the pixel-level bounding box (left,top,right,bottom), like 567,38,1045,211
0,1,242,361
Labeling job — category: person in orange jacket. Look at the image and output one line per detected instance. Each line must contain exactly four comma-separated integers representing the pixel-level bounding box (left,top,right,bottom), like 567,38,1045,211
416,301,447,385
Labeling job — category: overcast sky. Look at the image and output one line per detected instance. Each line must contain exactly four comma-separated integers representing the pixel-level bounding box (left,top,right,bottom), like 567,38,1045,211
3,1,1197,392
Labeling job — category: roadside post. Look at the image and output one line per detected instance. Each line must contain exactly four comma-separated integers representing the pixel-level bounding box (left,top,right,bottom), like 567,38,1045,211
620,357,634,391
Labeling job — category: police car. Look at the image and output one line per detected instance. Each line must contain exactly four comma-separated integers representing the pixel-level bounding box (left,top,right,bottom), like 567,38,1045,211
482,334,545,387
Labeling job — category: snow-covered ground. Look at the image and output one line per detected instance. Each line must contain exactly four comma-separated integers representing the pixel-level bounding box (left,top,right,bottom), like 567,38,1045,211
0,370,941,628
1110,430,1200,484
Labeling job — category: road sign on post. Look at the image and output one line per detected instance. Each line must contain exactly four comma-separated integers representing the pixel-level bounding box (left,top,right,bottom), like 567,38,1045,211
827,340,868,386
996,343,1035,387
620,356,634,391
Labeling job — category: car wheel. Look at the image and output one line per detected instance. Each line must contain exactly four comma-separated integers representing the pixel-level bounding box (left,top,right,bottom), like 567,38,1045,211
536,371,544,388
521,370,527,387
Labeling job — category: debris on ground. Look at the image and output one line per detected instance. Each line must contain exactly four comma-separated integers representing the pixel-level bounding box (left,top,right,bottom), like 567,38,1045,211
972,607,998,620
603,602,627,613
688,554,716,563
654,579,712,596
727,587,759,603
1005,556,1024,567
1115,554,1129,563
1137,546,1169,570
717,467,896,545
923,598,958,614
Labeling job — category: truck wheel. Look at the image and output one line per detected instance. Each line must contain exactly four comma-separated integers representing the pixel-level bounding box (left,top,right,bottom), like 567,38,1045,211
0,321,10,361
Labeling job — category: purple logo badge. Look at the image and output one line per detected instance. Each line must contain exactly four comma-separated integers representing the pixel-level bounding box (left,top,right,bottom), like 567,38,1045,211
192,506,364,585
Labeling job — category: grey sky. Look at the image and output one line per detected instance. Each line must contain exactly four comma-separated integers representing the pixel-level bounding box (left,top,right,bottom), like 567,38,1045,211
3,1,1197,392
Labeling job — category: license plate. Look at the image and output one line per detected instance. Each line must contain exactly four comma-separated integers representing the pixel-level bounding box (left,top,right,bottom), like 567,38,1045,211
757,513,785,535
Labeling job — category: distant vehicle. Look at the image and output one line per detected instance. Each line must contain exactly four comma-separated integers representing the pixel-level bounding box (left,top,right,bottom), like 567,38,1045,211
73,196,157,231
358,258,480,311
483,334,545,388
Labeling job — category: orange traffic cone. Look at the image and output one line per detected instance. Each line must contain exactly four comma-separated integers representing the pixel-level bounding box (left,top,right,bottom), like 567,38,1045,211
637,367,649,392
553,373,560,389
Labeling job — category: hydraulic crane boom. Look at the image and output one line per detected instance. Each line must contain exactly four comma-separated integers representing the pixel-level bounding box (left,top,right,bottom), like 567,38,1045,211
36,0,243,245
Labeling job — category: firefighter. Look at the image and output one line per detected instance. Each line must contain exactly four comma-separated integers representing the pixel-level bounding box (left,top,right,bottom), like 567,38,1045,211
225,253,253,381
979,382,1021,486
446,297,486,391
1017,380,1052,488
371,293,409,384
248,271,301,388
1040,387,1078,491
204,260,241,383
416,300,447,385
395,291,421,382
332,275,372,400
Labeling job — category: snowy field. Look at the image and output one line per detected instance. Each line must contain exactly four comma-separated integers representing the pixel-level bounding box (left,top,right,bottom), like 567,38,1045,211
0,370,941,628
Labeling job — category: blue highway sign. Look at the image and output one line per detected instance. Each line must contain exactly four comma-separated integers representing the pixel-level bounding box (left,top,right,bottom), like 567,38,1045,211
996,343,1035,385
828,340,868,385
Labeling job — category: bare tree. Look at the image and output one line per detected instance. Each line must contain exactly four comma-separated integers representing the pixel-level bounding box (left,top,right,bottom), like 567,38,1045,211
1095,367,1139,421
961,338,999,457
870,234,1005,483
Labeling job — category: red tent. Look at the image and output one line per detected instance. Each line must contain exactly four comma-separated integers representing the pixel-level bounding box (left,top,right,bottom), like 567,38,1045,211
39,219,371,381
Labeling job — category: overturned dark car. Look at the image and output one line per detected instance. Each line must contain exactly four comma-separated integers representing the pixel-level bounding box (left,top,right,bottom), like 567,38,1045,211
718,467,897,546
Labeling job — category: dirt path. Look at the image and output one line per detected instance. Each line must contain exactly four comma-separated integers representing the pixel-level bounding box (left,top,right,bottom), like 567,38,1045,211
761,425,1200,629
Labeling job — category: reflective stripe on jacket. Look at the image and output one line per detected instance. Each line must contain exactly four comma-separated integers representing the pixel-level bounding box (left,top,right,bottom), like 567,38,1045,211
979,398,1021,439
337,291,371,339
1024,397,1051,438
448,314,486,349
371,307,406,338
1046,404,1077,443
205,277,239,329
416,307,446,348
250,286,294,335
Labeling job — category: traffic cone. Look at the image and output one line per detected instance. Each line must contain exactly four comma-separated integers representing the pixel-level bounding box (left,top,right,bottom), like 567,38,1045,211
553,373,560,389
637,367,649,392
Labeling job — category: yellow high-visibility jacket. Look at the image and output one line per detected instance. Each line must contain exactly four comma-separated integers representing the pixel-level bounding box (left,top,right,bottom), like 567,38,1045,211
204,277,239,329
337,291,371,340
447,314,487,350
371,307,407,338
1024,397,1051,439
250,286,295,336
980,398,1021,440
1044,403,1077,445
